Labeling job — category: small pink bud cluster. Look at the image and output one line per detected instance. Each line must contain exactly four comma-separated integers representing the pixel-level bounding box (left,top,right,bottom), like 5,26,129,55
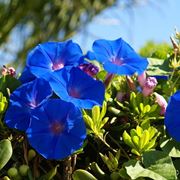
2,65,16,77
78,63,99,77
154,92,167,115
138,72,158,97
138,72,167,115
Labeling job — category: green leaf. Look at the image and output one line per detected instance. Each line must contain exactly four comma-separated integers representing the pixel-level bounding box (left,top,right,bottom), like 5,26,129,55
123,131,135,148
142,150,177,180
92,106,100,124
39,165,59,180
0,75,21,97
139,130,150,150
96,70,107,81
99,101,107,120
90,162,108,180
72,169,97,180
83,115,93,129
0,139,13,170
100,117,109,129
160,138,180,157
125,160,166,180
147,58,171,76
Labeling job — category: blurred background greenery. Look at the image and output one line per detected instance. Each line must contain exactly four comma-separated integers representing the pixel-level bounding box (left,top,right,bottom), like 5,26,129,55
0,0,178,68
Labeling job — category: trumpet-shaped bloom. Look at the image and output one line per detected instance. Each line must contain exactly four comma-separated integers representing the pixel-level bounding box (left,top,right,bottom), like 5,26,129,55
26,40,84,78
5,78,52,131
26,99,86,160
165,90,180,141
86,38,148,75
47,67,105,109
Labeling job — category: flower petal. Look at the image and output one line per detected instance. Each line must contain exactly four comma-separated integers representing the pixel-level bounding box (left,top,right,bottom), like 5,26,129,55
87,38,148,75
27,41,84,78
48,67,105,109
165,91,180,141
26,99,86,160
19,66,36,83
4,78,52,131
5,101,30,131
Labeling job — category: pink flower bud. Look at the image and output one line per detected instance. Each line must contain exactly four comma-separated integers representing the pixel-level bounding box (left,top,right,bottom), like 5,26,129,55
78,63,99,77
116,92,126,102
142,77,158,97
154,92,167,115
1,66,16,77
138,71,146,87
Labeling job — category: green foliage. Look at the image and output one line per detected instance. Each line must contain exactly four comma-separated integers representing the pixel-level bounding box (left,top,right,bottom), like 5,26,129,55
123,152,177,180
0,75,21,97
0,139,12,170
90,162,109,180
72,169,97,180
0,0,117,66
139,41,172,59
39,165,59,180
114,92,161,126
83,101,109,137
160,138,180,157
147,58,171,76
0,92,8,119
123,126,160,156
100,150,120,172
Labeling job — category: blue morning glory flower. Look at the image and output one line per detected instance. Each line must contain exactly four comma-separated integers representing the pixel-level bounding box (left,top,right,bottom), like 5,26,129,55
165,90,180,141
19,66,36,84
26,99,86,160
26,40,84,78
5,78,52,131
47,67,105,109
86,38,148,75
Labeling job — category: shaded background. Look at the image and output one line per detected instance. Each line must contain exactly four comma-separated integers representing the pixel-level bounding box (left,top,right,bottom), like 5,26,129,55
0,0,179,67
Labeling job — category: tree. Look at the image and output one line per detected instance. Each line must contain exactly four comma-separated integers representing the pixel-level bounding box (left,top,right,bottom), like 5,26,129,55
0,0,145,66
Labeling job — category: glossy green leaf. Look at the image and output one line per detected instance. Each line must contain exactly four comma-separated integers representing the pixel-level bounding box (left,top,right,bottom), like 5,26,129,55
72,169,97,180
147,58,171,76
160,138,180,157
0,139,13,170
0,75,21,97
142,151,177,180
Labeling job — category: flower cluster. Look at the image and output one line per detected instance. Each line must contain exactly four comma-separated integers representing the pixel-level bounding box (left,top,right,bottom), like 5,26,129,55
5,38,149,160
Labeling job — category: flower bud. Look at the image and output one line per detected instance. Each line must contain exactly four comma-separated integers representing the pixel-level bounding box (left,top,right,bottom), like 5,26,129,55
7,167,18,177
2,176,10,180
28,149,36,161
2,65,16,77
116,92,126,102
138,71,146,87
19,165,29,176
154,92,167,115
78,63,99,77
142,77,158,97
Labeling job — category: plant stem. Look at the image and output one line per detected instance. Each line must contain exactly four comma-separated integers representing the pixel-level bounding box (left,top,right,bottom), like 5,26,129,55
107,134,130,160
97,135,117,153
104,73,114,88
63,156,72,180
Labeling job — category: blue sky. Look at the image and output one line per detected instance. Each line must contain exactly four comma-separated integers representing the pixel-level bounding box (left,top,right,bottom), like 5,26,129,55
73,0,180,52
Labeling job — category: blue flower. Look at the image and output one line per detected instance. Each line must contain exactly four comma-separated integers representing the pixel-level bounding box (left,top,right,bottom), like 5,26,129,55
19,67,36,84
165,90,180,141
86,38,148,75
47,67,105,109
5,78,52,131
26,40,84,78
26,99,86,160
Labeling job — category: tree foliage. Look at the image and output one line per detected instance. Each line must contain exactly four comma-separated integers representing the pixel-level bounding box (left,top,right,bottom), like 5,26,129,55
0,0,117,66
